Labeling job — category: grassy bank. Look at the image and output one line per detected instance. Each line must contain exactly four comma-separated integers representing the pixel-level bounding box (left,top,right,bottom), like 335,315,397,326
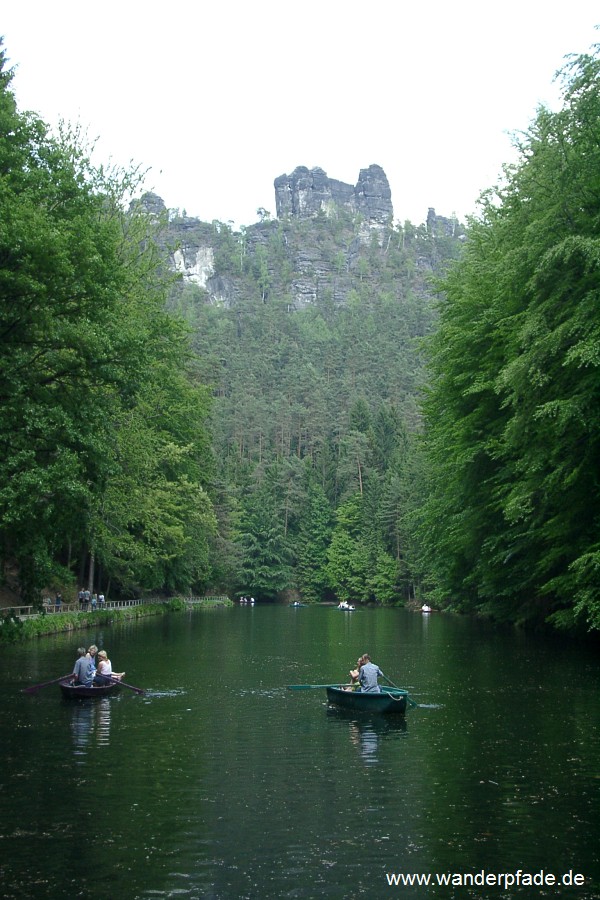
0,597,232,644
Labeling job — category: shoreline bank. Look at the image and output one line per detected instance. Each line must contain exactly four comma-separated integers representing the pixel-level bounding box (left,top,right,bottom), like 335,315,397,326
0,596,232,644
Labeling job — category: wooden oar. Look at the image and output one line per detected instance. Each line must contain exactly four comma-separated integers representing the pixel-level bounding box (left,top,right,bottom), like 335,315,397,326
287,683,352,690
106,675,145,694
22,674,73,694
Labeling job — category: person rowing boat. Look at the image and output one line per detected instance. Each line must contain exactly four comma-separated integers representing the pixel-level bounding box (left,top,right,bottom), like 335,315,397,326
357,654,385,693
72,646,94,686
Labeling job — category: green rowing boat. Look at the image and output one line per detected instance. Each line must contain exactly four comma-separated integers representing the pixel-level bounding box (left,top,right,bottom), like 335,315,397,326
325,685,408,714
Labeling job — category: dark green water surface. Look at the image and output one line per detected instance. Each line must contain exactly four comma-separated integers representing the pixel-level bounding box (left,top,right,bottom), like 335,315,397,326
1,606,598,899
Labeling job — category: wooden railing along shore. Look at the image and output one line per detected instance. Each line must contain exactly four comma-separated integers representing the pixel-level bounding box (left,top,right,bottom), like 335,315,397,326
2,595,230,621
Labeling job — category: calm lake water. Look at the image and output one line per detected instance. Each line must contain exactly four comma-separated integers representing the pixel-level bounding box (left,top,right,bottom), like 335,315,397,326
1,606,598,899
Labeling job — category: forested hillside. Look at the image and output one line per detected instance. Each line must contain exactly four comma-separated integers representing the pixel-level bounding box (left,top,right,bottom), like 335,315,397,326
158,198,463,604
0,30,462,610
3,33,599,637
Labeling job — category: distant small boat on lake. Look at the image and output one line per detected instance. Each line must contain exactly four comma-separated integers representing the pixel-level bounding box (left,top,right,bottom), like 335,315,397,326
326,685,408,715
289,601,308,607
337,602,356,611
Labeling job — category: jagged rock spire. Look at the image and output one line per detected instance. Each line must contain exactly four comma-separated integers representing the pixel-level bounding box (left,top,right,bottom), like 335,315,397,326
274,164,393,224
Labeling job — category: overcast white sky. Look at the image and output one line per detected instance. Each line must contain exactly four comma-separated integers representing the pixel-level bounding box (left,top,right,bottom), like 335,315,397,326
2,2,599,228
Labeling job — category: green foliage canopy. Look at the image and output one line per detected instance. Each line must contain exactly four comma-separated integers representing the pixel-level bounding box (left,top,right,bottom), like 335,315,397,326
0,43,215,601
422,47,600,632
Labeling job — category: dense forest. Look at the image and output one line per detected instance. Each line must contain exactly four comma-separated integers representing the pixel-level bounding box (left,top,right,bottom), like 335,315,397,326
1,39,599,636
156,199,463,608
422,48,600,635
0,44,215,605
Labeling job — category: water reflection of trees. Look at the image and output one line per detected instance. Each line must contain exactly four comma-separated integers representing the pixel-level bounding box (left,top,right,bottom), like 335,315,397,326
69,698,112,757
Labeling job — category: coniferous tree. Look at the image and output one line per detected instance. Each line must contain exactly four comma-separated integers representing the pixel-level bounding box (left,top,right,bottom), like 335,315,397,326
294,472,333,602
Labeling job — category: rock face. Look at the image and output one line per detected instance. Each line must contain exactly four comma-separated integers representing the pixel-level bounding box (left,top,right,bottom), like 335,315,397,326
136,173,462,313
427,207,460,237
132,191,167,221
274,164,393,224
172,244,214,289
135,194,225,295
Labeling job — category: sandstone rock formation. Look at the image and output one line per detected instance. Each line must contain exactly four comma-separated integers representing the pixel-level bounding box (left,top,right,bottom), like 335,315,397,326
274,164,393,224
135,170,462,312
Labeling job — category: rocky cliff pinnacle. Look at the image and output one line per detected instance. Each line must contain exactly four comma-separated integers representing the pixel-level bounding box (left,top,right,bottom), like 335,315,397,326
274,164,393,224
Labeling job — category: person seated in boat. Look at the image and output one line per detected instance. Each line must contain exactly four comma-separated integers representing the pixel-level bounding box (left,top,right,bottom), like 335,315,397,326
72,646,94,687
93,649,126,685
338,600,349,609
93,650,113,685
358,654,385,693
85,644,98,680
344,666,359,691
344,654,368,690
